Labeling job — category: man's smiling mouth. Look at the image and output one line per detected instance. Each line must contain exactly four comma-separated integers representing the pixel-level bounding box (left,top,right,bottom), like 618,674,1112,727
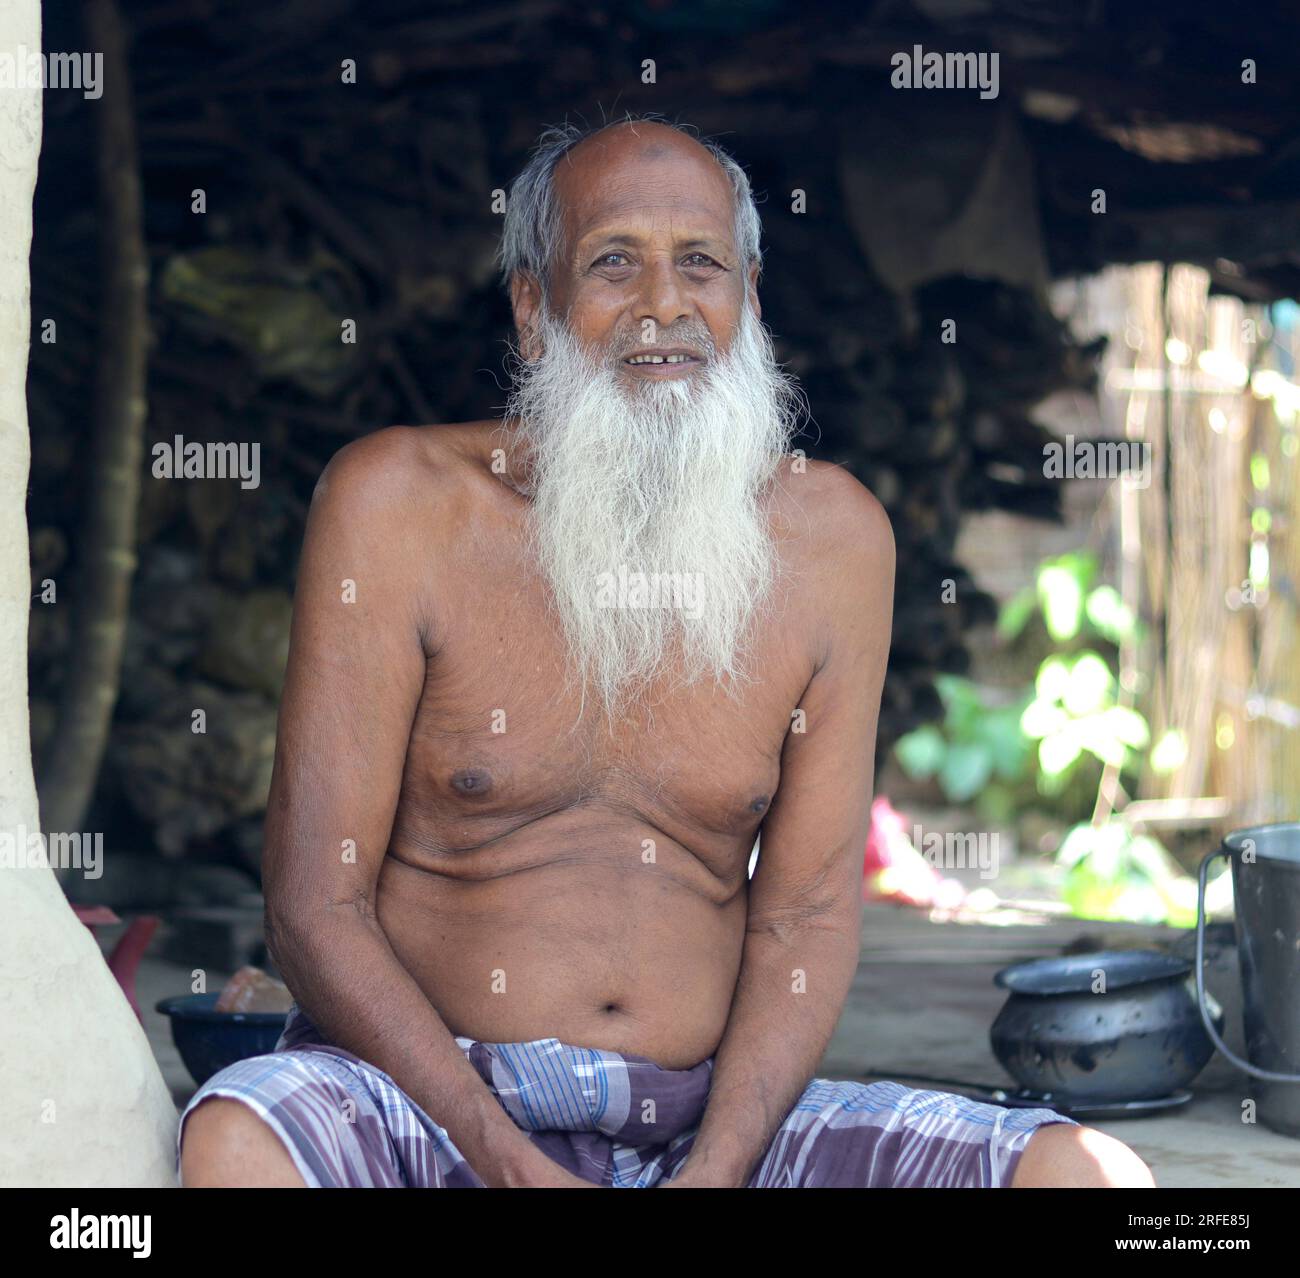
621,348,704,374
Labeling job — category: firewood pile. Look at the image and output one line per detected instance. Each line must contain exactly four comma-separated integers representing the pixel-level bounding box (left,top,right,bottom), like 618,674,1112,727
26,0,1299,871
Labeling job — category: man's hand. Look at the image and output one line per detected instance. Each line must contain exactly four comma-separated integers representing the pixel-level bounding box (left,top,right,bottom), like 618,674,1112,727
504,1146,600,1188
655,1147,744,1188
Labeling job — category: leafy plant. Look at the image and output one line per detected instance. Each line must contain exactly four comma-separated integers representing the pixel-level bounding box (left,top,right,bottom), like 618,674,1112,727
1002,551,1150,797
893,549,1200,926
1019,651,1149,792
1057,821,1198,927
998,549,1138,648
893,674,1031,823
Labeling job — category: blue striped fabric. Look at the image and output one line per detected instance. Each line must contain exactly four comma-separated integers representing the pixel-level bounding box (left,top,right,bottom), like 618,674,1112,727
177,1005,1074,1187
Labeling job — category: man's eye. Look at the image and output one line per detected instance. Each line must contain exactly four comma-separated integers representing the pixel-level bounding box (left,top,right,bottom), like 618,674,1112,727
595,253,629,268
684,253,720,269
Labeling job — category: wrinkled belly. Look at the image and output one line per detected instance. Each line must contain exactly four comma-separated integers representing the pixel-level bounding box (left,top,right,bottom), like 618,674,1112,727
375,834,750,1069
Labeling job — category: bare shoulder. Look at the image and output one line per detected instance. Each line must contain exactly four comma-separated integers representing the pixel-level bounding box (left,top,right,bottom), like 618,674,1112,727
775,457,895,579
297,425,485,651
767,458,895,678
311,424,459,512
305,423,502,556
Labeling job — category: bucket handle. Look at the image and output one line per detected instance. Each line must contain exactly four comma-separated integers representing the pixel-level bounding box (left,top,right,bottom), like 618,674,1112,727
1196,847,1300,1083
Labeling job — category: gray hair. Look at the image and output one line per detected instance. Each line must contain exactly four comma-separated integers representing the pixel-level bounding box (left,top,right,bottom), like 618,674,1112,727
497,112,763,299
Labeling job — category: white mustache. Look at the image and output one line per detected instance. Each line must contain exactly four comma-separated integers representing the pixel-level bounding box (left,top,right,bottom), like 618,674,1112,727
604,325,716,366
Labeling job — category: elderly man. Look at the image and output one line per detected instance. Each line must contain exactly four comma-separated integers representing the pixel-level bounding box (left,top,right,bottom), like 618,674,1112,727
179,116,1152,1188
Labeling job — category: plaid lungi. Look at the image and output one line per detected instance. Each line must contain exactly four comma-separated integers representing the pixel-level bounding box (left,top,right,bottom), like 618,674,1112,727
177,1004,1074,1187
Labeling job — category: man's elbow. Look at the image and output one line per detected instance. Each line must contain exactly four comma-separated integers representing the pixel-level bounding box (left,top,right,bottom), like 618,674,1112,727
264,889,375,972
745,896,860,947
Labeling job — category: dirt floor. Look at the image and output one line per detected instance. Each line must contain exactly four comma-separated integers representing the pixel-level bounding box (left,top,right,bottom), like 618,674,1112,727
130,902,1300,1188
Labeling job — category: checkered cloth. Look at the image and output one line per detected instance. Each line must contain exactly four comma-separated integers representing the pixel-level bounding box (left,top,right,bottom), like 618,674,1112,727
178,1004,1074,1187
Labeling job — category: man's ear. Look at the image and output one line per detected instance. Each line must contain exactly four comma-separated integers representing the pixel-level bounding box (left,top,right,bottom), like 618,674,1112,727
510,271,545,361
746,261,762,322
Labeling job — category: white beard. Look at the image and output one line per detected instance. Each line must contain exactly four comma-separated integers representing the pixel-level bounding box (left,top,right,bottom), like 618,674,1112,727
505,300,803,721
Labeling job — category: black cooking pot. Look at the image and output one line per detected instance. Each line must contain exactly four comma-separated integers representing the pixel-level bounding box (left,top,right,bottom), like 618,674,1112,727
990,950,1222,1102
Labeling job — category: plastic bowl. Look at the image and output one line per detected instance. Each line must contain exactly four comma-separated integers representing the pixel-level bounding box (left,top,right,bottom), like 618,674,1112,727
156,993,288,1087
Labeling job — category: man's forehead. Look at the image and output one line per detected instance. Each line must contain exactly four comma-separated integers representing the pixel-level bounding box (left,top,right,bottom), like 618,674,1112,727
552,127,736,249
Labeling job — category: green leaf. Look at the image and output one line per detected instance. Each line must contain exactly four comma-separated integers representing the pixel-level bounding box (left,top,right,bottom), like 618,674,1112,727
1099,705,1150,749
894,725,945,779
1085,585,1137,644
1038,565,1085,642
1056,821,1098,868
1063,652,1113,716
1076,714,1131,768
938,743,993,802
997,586,1037,640
1035,655,1071,704
1021,697,1067,739
1039,731,1083,777
935,675,983,737
976,707,1031,779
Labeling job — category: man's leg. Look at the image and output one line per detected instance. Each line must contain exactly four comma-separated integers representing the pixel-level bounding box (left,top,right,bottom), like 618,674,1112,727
181,1097,307,1188
749,1078,1145,1187
175,1046,485,1187
1010,1122,1154,1187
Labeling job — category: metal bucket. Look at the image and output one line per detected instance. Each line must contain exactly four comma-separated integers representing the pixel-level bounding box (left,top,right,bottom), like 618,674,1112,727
1196,822,1300,1136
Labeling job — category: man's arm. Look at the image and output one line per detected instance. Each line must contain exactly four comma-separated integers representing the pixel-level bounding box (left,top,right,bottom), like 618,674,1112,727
667,468,895,1187
261,428,585,1188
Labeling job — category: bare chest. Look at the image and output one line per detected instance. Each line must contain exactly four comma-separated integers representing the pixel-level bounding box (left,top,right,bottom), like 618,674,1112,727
392,533,813,873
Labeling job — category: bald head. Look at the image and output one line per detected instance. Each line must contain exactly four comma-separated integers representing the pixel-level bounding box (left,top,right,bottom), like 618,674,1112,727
499,115,763,303
559,120,723,184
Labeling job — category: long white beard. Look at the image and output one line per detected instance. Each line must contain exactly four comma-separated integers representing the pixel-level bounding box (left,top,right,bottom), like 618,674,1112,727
505,300,803,721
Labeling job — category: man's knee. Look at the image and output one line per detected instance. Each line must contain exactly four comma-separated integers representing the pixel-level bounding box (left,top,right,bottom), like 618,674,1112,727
180,1096,307,1188
1012,1122,1155,1188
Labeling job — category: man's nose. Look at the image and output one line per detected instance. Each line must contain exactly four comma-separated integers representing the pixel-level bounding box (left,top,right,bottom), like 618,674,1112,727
633,255,691,334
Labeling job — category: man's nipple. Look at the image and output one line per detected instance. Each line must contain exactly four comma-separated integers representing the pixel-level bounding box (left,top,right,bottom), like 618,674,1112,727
450,767,493,797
